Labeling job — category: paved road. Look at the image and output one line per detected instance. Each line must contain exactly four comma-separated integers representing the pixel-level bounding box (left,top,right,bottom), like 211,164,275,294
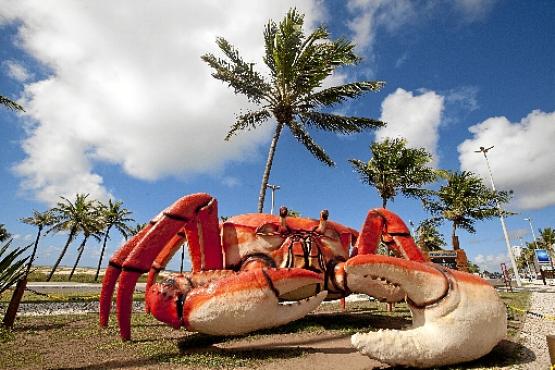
26,282,146,294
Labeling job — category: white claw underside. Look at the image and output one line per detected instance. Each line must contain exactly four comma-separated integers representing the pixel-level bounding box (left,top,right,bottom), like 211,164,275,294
187,290,327,335
345,257,507,368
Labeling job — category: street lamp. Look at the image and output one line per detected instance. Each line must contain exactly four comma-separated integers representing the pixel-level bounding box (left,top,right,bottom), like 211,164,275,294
524,217,537,241
475,145,522,287
265,184,281,215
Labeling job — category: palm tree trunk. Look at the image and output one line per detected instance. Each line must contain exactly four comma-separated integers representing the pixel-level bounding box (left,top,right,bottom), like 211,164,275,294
257,122,284,213
26,227,43,276
69,236,88,281
382,197,387,209
47,227,77,281
94,225,112,282
2,227,44,328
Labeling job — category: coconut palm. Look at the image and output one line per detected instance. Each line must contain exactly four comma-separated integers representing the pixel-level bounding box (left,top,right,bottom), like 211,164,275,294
423,170,512,250
129,223,147,236
20,210,56,276
349,137,437,208
202,8,385,213
46,194,98,281
537,227,555,252
0,95,24,111
94,200,134,281
68,212,103,281
415,219,446,252
2,210,56,328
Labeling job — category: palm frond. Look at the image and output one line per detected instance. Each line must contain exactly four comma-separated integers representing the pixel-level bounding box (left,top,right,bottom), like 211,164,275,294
287,120,334,166
201,38,272,103
0,240,30,295
310,81,385,107
301,111,385,133
0,95,25,112
225,109,271,141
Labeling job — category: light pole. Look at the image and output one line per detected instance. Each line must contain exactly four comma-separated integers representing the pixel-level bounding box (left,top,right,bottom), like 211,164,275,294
475,145,522,287
265,184,281,215
524,217,537,242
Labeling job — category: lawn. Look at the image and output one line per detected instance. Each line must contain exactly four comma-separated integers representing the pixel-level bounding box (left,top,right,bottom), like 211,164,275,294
0,291,532,370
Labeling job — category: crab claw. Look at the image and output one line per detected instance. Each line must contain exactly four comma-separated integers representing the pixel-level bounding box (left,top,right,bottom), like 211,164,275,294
345,254,507,368
183,268,326,335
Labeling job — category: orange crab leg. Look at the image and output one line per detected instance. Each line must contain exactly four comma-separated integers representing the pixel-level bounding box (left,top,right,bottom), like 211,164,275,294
355,209,424,261
99,193,223,340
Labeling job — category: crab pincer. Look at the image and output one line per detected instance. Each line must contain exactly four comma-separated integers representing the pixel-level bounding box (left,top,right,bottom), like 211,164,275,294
345,254,507,368
147,268,327,336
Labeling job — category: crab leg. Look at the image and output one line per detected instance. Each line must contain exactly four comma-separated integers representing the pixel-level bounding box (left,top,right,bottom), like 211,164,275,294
99,193,223,340
345,254,507,368
355,209,424,261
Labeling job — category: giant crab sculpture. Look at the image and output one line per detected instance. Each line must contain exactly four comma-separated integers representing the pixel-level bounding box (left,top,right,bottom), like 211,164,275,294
100,193,507,368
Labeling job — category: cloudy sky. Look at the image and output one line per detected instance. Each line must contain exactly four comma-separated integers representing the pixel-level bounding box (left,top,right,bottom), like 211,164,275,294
1,0,554,273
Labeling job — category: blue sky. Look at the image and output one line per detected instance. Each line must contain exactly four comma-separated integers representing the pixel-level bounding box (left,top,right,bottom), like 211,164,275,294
1,0,554,273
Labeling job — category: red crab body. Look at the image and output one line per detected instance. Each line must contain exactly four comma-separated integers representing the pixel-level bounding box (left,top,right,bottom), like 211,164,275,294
100,193,506,368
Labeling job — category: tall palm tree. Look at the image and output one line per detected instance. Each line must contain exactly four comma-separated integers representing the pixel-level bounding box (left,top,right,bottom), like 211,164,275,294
68,211,103,281
0,95,24,111
349,137,437,208
423,171,512,250
202,8,385,213
415,219,446,252
537,227,555,269
94,199,134,282
2,210,56,328
46,194,98,281
20,210,56,276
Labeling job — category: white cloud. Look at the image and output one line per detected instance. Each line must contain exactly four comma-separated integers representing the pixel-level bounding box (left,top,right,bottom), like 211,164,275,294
458,110,555,210
221,176,241,188
345,0,496,59
445,86,479,112
3,60,32,82
1,0,325,205
474,252,508,272
454,0,497,21
346,0,417,55
375,88,444,166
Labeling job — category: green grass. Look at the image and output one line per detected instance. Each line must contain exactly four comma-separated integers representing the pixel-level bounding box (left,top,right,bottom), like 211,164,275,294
0,289,534,369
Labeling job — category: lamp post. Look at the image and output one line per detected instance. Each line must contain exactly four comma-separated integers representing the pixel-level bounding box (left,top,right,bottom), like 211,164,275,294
265,184,281,215
475,145,522,287
524,217,537,241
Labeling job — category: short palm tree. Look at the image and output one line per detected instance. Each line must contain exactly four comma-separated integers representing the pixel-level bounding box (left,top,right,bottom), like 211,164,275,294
0,95,24,111
202,8,385,213
415,219,446,252
537,227,555,269
129,223,147,236
349,137,437,208
0,240,29,296
423,171,512,250
94,199,134,282
46,194,98,281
